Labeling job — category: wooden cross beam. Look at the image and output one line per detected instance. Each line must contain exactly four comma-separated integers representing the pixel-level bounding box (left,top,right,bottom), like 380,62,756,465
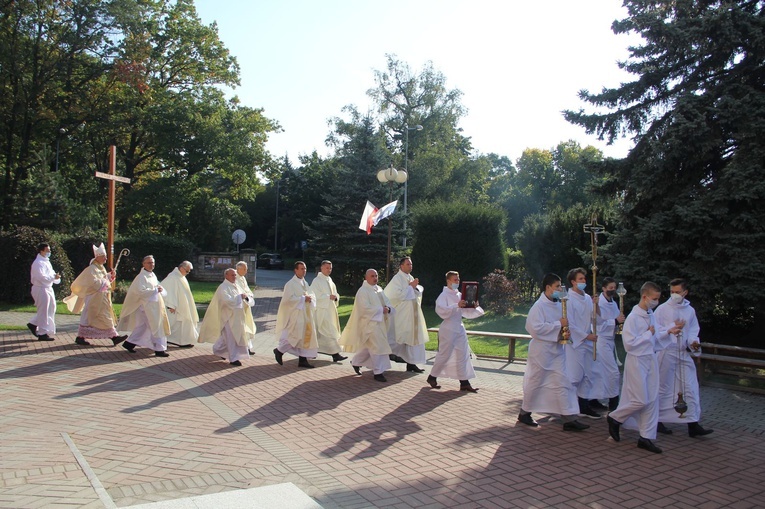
95,146,131,270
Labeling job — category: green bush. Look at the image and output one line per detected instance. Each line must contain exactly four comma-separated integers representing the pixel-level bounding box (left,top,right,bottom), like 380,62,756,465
410,201,506,304
0,226,74,303
481,269,522,316
113,234,196,282
61,232,195,285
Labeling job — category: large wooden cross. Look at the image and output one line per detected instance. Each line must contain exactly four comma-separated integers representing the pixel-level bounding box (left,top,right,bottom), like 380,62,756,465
95,146,131,269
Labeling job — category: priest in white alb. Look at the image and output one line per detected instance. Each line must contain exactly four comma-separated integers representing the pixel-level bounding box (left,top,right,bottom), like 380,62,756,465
517,273,589,432
384,256,428,373
309,260,347,363
339,269,394,382
161,260,199,348
117,255,171,357
198,268,252,366
429,271,484,392
28,242,61,342
273,261,318,369
64,243,127,347
235,261,257,354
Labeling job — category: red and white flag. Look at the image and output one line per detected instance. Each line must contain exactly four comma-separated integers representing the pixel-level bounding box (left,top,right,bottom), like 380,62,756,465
358,200,398,235
359,201,377,234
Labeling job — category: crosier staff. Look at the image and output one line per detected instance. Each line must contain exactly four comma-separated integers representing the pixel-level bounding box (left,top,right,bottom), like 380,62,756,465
583,214,605,361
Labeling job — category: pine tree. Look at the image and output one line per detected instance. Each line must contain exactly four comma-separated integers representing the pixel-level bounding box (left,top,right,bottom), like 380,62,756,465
306,110,402,289
565,0,765,339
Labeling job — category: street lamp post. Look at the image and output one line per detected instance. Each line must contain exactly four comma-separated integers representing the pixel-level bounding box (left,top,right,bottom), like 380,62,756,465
274,180,280,252
54,128,66,172
377,165,408,283
403,124,422,248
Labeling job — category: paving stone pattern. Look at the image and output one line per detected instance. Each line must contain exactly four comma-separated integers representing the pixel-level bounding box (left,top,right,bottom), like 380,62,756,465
1,288,764,508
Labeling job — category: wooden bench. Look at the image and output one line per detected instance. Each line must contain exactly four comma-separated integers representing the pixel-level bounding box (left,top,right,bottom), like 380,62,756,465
427,327,532,363
698,343,765,385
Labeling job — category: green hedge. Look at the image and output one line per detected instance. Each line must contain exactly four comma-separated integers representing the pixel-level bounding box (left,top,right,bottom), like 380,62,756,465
410,201,506,304
0,226,74,303
62,233,195,289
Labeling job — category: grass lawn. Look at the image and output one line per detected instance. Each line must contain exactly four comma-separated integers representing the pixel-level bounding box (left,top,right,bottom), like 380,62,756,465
338,296,532,358
2,285,531,357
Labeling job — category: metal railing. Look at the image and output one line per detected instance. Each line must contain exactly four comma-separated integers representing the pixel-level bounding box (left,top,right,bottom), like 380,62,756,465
427,327,532,363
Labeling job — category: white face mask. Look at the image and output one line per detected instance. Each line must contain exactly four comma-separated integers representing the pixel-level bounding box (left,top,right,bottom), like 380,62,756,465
670,293,684,304
450,283,459,291
44,252,51,259
648,298,659,310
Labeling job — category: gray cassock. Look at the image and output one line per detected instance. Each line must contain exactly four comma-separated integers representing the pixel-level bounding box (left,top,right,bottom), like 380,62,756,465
521,293,579,416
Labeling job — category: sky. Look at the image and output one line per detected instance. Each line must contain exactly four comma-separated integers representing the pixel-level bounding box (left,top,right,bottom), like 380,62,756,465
193,0,641,164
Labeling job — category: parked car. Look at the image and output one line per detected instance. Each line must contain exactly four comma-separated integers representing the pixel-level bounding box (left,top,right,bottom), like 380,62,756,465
256,253,285,270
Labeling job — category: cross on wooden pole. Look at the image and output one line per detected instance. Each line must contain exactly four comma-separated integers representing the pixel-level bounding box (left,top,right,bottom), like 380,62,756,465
583,213,606,361
95,146,131,270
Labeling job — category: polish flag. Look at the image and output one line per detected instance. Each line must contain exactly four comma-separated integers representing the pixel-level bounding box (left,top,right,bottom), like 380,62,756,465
359,201,377,234
358,200,398,235
373,201,397,226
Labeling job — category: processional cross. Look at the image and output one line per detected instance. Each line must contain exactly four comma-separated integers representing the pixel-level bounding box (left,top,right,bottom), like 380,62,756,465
583,213,606,361
94,146,131,270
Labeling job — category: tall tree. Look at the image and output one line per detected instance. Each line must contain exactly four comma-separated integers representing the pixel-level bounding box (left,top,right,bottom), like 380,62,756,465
0,0,113,227
306,108,398,287
565,0,765,335
368,55,480,207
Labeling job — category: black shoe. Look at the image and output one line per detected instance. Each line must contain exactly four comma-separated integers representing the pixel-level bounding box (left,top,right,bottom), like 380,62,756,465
230,360,242,366
579,406,602,419
37,334,54,342
248,350,255,355
460,382,478,393
273,348,283,365
332,353,348,363
657,422,673,435
427,375,441,389
26,323,38,337
75,337,90,346
637,437,662,454
563,420,590,431
608,396,620,412
298,357,315,368
353,365,362,375
179,344,194,349
154,351,169,357
389,354,405,363
406,363,425,373
517,413,538,427
589,399,609,411
373,374,387,382
688,422,714,437
607,415,621,442
122,341,136,353
111,335,128,346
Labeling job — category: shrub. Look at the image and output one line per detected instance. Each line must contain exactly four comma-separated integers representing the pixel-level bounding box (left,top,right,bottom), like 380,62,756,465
0,226,74,303
410,200,506,304
481,269,522,316
61,232,196,284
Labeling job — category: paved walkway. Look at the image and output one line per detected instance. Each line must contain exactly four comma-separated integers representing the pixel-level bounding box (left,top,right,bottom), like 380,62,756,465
1,289,764,508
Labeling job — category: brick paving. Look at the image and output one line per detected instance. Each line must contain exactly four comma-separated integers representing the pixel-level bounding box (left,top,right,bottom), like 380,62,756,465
2,288,765,508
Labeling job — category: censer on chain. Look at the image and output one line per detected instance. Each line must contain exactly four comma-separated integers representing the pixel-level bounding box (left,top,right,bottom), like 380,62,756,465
673,316,688,417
